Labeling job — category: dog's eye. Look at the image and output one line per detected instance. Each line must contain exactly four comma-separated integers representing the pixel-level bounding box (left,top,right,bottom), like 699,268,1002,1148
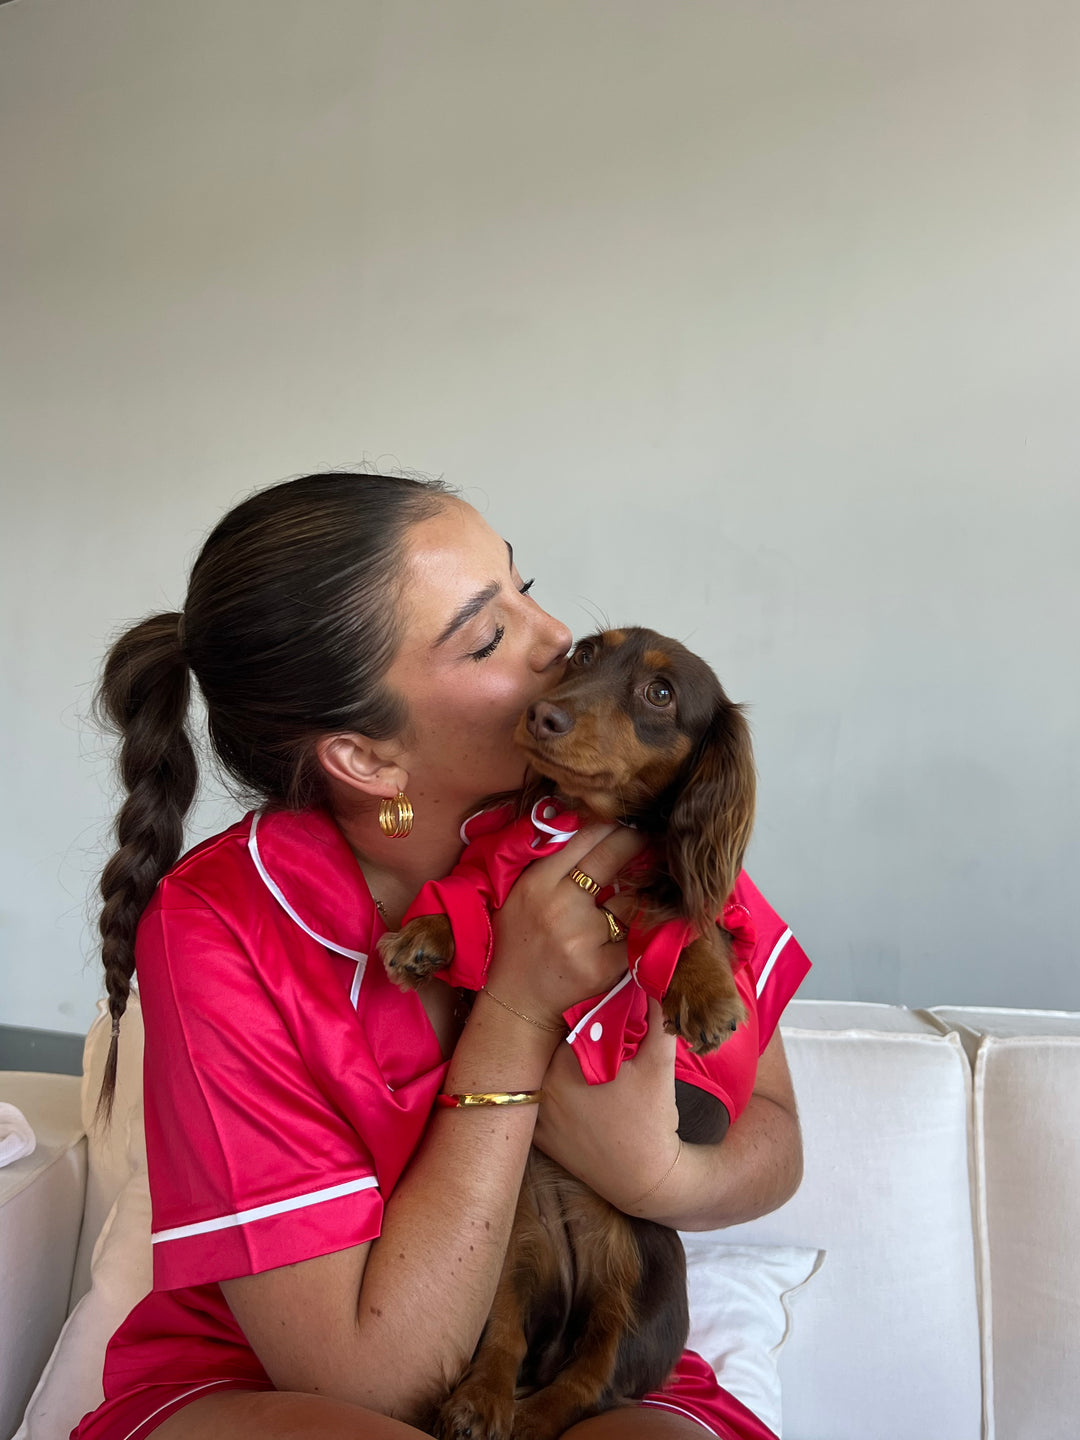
571,643,594,667
644,680,673,707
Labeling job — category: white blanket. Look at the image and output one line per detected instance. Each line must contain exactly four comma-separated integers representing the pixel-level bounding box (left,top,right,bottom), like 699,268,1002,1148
0,1102,36,1167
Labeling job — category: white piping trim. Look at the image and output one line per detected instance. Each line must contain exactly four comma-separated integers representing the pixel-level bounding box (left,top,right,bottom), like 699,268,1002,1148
565,969,636,1045
151,1176,379,1244
349,960,364,1010
121,1379,244,1440
637,1398,720,1435
529,798,578,842
248,812,368,965
756,927,792,998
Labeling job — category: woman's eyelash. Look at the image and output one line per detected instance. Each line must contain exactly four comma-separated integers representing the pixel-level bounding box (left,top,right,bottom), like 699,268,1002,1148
470,625,505,661
469,581,533,660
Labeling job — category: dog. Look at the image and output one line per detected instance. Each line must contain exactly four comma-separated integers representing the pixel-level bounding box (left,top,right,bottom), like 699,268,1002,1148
379,627,756,1440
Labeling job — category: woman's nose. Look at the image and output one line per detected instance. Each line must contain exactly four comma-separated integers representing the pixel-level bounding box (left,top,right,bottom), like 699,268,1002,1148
533,611,573,671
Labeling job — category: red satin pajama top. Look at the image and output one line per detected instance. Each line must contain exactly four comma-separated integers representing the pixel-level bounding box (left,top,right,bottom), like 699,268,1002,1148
72,805,809,1440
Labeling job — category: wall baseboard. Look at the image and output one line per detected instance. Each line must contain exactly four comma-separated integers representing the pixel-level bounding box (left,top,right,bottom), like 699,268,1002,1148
0,1025,83,1076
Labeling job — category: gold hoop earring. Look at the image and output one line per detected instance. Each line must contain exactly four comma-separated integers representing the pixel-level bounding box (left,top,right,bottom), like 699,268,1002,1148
378,791,414,839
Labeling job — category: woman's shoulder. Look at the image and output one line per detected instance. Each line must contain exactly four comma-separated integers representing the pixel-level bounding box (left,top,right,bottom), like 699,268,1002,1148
151,810,259,914
136,807,360,998
144,806,374,976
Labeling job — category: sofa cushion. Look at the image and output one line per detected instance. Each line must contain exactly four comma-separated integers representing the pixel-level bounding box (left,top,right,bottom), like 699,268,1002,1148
725,1003,983,1440
681,1242,824,1438
15,1167,152,1440
927,1007,1080,1440
71,996,146,1310
16,999,148,1440
0,1072,85,1440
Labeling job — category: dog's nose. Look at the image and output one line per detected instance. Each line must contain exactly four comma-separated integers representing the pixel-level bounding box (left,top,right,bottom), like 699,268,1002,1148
526,701,574,739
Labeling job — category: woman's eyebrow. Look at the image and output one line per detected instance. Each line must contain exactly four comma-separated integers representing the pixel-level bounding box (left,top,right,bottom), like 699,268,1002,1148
434,580,501,648
432,543,516,649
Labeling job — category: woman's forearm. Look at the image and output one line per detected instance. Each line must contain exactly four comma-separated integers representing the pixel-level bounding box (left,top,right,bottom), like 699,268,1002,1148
639,1091,803,1230
533,1018,803,1232
222,1003,554,1426
352,1005,554,1419
629,1027,803,1229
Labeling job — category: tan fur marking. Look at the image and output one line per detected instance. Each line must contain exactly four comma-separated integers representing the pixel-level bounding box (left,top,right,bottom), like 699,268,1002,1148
604,629,626,646
662,930,748,1052
643,648,670,670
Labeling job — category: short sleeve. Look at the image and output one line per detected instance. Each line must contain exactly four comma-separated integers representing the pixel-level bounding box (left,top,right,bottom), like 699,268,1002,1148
137,899,383,1291
729,871,812,1052
672,874,811,1122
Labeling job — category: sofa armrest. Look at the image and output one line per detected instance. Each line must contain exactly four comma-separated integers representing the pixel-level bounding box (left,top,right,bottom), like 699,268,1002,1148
0,1073,86,1440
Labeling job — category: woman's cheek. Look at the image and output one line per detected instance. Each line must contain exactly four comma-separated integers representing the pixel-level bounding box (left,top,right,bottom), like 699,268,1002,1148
477,672,533,720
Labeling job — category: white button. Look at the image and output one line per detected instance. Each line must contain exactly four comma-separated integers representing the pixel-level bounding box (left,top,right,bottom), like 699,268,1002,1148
544,805,557,819
589,1022,604,1042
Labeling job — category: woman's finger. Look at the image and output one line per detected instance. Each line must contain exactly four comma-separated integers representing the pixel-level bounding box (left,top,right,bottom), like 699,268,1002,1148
526,822,617,886
564,823,646,889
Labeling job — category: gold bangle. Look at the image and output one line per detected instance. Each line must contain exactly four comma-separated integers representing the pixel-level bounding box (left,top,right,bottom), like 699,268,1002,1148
625,1141,683,1208
480,987,566,1034
436,1090,544,1108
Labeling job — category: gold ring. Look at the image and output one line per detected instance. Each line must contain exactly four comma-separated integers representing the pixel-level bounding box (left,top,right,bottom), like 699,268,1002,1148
600,907,628,944
568,867,602,897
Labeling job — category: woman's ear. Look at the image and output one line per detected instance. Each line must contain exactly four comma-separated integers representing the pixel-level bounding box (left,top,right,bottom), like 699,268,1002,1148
666,704,756,930
314,733,409,801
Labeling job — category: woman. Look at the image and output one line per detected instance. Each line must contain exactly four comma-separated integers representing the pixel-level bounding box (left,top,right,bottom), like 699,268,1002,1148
77,472,806,1440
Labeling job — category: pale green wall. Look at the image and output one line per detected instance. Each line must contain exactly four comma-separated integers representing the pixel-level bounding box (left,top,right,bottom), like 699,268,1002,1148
1,0,1077,1032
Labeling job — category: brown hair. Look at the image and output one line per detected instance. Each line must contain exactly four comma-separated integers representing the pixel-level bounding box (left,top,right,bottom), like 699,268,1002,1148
94,471,449,1118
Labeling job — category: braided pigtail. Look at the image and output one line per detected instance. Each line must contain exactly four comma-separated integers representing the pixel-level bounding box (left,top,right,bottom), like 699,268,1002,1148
95,612,197,1122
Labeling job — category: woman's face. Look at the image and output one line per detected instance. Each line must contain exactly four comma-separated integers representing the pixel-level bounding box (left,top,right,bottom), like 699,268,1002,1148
385,499,573,809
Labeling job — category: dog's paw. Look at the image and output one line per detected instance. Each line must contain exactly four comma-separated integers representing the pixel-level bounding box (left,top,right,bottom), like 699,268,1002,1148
662,984,748,1054
435,1382,516,1440
377,915,455,990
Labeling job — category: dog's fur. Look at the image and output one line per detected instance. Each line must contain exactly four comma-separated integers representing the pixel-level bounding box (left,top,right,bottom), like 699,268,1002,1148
379,627,756,1440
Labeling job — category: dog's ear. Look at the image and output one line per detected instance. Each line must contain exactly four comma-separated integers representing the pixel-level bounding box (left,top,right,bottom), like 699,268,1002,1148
666,703,756,930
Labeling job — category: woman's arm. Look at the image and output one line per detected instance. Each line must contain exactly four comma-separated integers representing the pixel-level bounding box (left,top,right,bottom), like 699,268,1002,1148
533,1002,803,1231
221,1003,553,1424
654,1029,802,1230
220,823,642,1427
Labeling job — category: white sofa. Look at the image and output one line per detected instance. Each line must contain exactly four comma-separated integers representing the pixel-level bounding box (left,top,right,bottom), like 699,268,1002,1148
2,997,1078,1440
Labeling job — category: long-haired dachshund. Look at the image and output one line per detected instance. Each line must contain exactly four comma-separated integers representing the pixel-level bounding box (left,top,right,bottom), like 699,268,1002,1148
379,627,756,1440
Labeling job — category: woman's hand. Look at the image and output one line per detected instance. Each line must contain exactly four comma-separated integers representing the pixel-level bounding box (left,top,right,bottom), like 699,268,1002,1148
534,998,683,1212
484,822,646,1029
